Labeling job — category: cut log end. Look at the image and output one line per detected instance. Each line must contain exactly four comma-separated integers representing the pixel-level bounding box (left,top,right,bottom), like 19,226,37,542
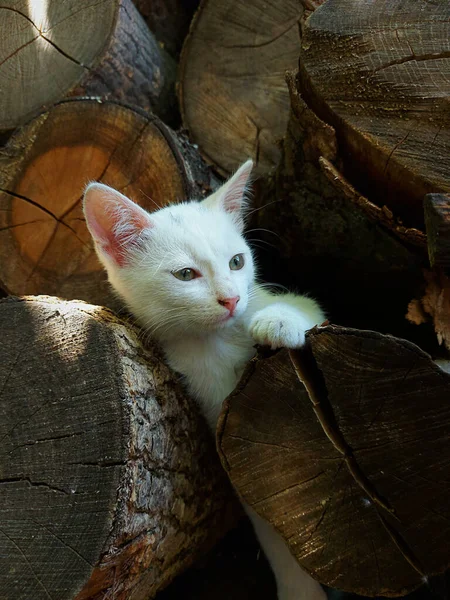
0,99,212,308
0,0,177,132
218,328,450,596
179,0,304,175
298,0,450,227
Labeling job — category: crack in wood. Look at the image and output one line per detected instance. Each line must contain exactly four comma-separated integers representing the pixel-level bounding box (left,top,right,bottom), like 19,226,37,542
289,336,437,581
289,345,397,517
0,5,91,70
29,517,94,568
252,471,325,507
0,477,70,495
377,509,426,577
0,188,89,245
373,49,450,73
0,527,53,599
222,18,299,50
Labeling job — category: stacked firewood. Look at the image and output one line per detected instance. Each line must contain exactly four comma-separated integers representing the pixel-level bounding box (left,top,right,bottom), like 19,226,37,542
0,1,449,599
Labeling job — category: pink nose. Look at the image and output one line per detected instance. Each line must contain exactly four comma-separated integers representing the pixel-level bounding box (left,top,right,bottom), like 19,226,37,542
218,296,240,315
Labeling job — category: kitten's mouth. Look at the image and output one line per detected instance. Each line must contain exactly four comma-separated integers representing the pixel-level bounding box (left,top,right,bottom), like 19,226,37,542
217,312,234,323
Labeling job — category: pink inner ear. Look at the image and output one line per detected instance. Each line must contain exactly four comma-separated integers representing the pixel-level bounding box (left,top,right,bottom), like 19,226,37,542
222,160,253,214
84,184,152,267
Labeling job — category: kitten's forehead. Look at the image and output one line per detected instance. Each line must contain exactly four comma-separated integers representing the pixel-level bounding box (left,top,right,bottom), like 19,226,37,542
154,202,243,252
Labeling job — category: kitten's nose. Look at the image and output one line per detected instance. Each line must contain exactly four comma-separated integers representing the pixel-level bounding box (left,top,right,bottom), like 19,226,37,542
218,296,240,315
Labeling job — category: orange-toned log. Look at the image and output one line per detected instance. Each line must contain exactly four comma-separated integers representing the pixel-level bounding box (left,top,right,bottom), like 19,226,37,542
0,99,213,307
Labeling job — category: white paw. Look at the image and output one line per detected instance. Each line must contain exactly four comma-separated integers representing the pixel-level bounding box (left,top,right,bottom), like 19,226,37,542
249,306,308,349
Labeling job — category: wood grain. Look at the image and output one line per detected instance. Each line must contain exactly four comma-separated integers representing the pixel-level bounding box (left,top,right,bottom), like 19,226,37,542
298,0,450,227
0,0,176,131
179,0,303,175
0,99,214,308
218,326,450,596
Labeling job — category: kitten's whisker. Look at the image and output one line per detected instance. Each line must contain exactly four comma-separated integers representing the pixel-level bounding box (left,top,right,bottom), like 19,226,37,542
246,239,278,250
258,282,289,293
246,228,280,239
246,199,282,217
139,189,162,210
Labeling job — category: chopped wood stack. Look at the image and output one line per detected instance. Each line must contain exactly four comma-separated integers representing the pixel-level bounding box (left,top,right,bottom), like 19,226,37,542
1,0,450,598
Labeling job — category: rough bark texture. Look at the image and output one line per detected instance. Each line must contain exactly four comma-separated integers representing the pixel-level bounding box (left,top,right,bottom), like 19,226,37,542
424,194,450,273
179,0,304,176
218,326,450,596
133,0,199,58
0,99,216,309
0,0,177,132
0,296,238,600
298,0,450,228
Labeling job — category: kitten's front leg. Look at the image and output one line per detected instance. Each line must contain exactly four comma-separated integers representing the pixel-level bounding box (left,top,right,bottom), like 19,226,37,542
248,291,325,350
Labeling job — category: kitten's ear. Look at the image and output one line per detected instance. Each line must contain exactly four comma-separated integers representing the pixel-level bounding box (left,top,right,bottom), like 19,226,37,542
83,183,153,267
203,159,253,230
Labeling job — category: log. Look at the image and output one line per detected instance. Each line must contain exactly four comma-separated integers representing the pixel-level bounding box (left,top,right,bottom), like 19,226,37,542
0,295,238,600
179,0,303,175
217,326,450,596
133,0,199,58
424,194,450,273
0,99,215,309
0,0,177,132
298,0,450,227
250,73,435,349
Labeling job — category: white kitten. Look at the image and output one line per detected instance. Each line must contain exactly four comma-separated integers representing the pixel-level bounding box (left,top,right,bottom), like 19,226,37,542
83,160,326,600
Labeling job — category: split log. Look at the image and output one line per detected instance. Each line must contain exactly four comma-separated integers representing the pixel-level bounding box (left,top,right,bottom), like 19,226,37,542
218,326,450,596
133,0,199,58
0,99,215,308
0,295,238,600
179,0,304,175
0,0,177,132
298,0,450,228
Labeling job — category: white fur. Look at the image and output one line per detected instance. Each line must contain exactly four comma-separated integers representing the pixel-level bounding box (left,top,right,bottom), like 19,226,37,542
83,160,326,600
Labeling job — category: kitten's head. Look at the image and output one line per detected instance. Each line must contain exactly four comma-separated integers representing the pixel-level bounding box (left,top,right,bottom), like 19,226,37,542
83,160,256,340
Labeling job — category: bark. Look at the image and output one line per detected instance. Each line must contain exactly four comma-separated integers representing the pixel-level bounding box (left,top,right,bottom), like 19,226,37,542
0,99,216,309
179,0,304,176
217,326,450,596
132,0,199,58
0,0,177,132
0,295,238,600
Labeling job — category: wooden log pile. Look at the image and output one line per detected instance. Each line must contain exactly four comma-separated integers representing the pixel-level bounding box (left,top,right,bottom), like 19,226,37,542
0,0,449,599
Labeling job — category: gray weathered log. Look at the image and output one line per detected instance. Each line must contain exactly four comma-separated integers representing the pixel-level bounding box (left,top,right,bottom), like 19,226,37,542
0,0,177,132
0,296,238,600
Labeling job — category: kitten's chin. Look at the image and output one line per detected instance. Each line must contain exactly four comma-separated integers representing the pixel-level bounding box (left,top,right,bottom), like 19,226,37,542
215,310,243,329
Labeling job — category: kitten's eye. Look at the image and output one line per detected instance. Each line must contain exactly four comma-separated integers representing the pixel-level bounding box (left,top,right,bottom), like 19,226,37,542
229,253,245,270
172,268,198,281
